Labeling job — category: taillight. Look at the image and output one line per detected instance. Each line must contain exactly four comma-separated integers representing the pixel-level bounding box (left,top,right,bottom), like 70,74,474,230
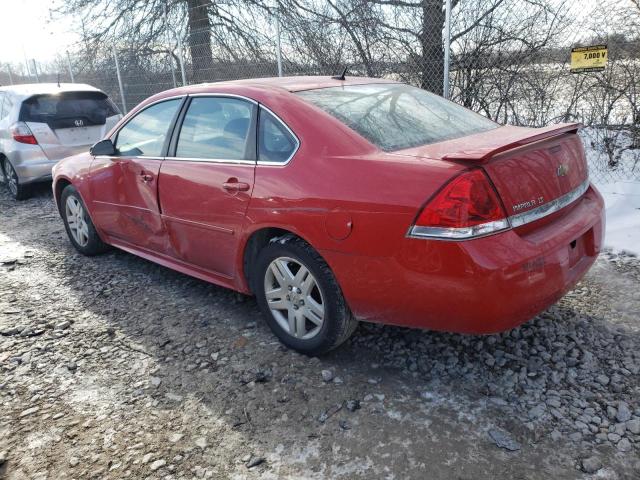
10,122,38,145
408,169,510,240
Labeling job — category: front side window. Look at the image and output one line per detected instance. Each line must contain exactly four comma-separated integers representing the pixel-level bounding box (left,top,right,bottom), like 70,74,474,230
297,83,498,151
115,99,181,157
175,97,254,160
258,108,298,163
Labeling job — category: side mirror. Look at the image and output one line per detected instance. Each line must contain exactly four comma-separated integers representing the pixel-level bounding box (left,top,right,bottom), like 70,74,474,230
90,139,116,156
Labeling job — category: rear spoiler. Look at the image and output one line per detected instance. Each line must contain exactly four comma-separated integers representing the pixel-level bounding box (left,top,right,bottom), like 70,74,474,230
442,123,582,163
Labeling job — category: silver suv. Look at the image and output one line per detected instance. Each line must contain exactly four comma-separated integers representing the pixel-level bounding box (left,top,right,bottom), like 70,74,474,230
0,83,121,199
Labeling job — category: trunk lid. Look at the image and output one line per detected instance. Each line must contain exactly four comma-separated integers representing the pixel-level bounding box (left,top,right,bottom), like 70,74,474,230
395,124,588,218
20,91,121,161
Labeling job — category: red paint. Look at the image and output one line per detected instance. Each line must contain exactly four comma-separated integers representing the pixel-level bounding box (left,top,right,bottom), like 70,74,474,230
158,160,254,277
89,155,166,250
52,76,604,335
325,209,353,241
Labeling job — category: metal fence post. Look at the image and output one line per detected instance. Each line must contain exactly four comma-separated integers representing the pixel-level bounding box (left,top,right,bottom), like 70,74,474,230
443,0,452,99
32,60,40,83
66,51,75,83
164,7,178,89
7,65,13,85
169,53,177,88
177,35,187,86
113,47,127,113
22,48,32,81
275,9,283,77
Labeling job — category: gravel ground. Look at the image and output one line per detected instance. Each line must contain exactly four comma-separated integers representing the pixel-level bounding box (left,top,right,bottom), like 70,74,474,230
1,185,640,480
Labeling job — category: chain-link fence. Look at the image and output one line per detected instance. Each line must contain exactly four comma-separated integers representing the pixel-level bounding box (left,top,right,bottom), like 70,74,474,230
1,0,638,184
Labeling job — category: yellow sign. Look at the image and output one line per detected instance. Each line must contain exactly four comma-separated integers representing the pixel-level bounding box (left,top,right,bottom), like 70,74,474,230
571,45,607,73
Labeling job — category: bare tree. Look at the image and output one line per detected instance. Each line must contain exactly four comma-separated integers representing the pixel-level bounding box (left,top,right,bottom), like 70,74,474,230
186,0,214,82
54,0,273,83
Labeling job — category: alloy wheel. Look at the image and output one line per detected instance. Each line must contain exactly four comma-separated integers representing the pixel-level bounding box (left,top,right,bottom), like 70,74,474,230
5,162,18,196
263,256,325,340
65,195,90,247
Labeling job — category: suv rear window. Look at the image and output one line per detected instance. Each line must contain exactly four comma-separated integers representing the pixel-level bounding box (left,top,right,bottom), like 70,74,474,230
19,91,120,129
297,83,497,151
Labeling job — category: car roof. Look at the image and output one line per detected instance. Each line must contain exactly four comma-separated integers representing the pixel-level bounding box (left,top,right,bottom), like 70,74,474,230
127,75,405,117
0,83,104,100
166,76,400,96
207,75,399,92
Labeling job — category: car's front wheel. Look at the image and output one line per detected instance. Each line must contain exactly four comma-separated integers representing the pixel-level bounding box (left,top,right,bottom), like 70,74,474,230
60,185,110,256
3,160,30,200
254,236,358,355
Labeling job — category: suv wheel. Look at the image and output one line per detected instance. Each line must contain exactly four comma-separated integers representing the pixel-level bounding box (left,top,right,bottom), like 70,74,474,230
3,160,30,200
254,236,358,355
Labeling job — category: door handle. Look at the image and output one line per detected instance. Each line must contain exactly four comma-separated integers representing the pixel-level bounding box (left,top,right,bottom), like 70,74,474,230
222,178,250,192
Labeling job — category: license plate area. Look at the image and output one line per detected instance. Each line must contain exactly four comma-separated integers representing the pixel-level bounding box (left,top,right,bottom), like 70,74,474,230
54,126,100,146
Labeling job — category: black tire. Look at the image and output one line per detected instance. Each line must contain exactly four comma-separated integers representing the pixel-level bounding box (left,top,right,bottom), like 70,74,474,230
60,185,110,256
254,236,358,355
3,159,31,200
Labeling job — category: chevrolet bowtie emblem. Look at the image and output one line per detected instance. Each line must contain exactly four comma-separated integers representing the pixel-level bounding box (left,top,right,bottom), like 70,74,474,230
557,164,569,177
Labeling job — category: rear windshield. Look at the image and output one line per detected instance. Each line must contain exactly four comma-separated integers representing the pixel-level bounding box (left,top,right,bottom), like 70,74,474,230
19,91,120,129
297,83,497,151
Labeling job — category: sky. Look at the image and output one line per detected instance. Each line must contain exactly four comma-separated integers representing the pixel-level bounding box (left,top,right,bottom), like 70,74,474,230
0,0,79,70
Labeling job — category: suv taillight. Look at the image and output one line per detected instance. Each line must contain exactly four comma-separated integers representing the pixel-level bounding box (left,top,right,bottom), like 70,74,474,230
408,169,509,240
10,122,38,145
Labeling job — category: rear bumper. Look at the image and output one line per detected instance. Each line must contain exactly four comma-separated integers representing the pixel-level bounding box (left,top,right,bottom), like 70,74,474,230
15,159,56,184
322,184,605,334
5,147,56,184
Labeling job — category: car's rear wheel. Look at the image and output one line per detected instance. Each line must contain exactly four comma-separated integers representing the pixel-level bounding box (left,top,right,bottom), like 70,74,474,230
3,160,30,200
61,185,110,256
254,236,357,355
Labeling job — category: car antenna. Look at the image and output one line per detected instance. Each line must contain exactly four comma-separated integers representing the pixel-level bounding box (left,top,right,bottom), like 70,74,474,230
331,66,348,81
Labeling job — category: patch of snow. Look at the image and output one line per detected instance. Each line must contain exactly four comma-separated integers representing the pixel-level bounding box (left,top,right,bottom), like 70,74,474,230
592,179,640,255
581,129,640,255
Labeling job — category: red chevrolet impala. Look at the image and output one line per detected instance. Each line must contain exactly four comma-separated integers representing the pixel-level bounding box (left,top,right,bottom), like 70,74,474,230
52,76,604,354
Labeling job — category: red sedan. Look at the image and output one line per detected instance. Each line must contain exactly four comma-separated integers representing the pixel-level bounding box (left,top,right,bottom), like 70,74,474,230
52,76,604,355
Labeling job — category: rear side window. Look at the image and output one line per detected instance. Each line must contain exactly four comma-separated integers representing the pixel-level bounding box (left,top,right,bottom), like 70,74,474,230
258,108,298,163
115,99,181,157
297,83,497,151
175,97,255,160
19,91,120,129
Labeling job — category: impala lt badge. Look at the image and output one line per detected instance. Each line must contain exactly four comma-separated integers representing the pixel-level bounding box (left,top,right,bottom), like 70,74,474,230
557,164,569,177
512,196,545,212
